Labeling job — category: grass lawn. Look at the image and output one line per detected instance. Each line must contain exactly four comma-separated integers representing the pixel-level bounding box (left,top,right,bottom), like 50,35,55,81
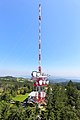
13,93,29,102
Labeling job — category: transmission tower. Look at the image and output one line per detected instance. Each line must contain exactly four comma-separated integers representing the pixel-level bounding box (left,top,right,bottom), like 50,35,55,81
31,0,49,106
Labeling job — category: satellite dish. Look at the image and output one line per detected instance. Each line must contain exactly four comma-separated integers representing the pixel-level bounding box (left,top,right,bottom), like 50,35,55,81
39,80,43,85
32,71,37,77
37,72,41,77
36,82,38,85
43,80,46,85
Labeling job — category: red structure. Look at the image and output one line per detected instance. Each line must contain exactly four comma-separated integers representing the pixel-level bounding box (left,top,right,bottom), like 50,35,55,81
31,1,49,105
31,71,49,104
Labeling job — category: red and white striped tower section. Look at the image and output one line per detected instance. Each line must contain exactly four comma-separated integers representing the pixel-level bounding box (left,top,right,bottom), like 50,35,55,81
31,1,49,105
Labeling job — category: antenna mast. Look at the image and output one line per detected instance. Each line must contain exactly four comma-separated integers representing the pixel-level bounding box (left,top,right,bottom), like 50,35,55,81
38,3,42,73
30,0,49,106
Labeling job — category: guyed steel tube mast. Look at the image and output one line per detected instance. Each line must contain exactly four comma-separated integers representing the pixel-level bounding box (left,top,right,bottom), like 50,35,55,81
31,0,49,105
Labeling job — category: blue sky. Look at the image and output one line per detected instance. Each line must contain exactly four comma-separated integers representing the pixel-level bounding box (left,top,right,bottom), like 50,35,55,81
0,0,80,78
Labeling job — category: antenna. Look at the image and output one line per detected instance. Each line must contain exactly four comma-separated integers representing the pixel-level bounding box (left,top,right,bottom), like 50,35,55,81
30,0,49,106
38,3,42,73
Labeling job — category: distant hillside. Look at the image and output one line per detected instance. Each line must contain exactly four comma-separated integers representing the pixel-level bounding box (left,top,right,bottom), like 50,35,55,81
0,76,30,82
49,76,80,83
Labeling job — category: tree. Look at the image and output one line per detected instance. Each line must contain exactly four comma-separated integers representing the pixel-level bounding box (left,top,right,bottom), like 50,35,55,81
45,86,55,120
